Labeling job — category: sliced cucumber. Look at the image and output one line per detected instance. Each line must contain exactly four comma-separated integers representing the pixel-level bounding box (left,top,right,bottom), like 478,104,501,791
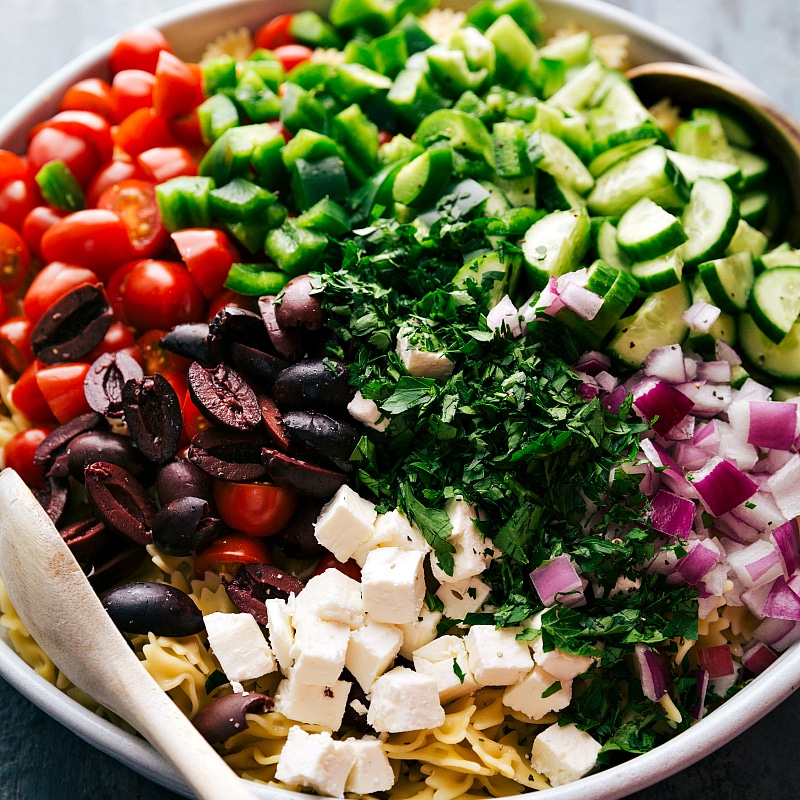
739,313,800,381
588,136,657,177
392,146,453,208
758,246,800,270
536,171,587,212
666,150,742,187
738,190,770,228
697,251,754,314
521,207,591,288
616,197,687,261
748,266,800,343
724,219,768,259
595,218,631,272
630,248,684,292
732,146,770,190
548,59,607,111
689,273,737,349
527,130,595,195
680,177,740,268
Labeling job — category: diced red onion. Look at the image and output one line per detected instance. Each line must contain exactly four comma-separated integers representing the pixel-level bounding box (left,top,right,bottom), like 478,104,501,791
635,644,669,701
648,489,695,537
745,401,798,450
644,344,686,384
633,378,695,436
696,644,734,679
557,279,603,320
640,438,695,497
766,454,800,519
682,300,720,333
594,370,619,393
578,381,599,400
771,518,800,577
671,443,710,471
734,377,772,402
529,555,585,607
741,641,779,675
575,350,611,376
675,381,731,418
661,414,695,441
715,339,741,366
690,668,709,720
683,356,698,381
771,621,800,652
751,615,795,645
602,385,628,415
675,541,719,586
693,419,720,449
730,491,785,535
694,360,732,384
702,562,729,596
690,457,758,517
762,575,800,621
753,448,795,475
647,543,680,576
486,295,525,338
727,539,783,588
715,512,760,544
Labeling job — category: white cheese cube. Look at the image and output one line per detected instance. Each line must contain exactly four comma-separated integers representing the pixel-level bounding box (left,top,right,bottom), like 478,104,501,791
313,485,377,563
294,568,364,628
465,625,534,686
367,667,445,732
396,327,454,379
352,508,430,567
361,547,425,624
347,390,390,432
412,634,479,702
530,722,602,787
430,497,496,584
275,727,355,797
203,612,275,682
436,576,492,620
290,615,350,686
342,736,395,795
346,620,403,692
265,597,295,675
531,636,595,681
502,666,572,721
398,605,442,660
274,674,352,731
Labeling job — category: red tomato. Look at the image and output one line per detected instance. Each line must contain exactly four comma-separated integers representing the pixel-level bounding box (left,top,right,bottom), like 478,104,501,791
152,52,204,119
111,69,156,121
96,178,168,258
171,228,239,299
166,111,203,148
254,14,296,49
180,392,211,442
85,158,148,208
31,110,114,165
213,481,298,537
23,261,99,325
35,361,92,423
113,107,176,157
83,320,139,363
0,292,8,325
193,532,274,579
3,426,53,487
22,206,65,261
137,146,197,183
27,127,101,187
59,78,119,122
0,150,29,183
0,222,31,293
0,315,33,376
273,44,314,72
0,178,39,230
113,258,205,332
136,329,189,398
9,361,58,425
39,209,134,281
110,27,173,75
312,552,362,582
206,288,256,320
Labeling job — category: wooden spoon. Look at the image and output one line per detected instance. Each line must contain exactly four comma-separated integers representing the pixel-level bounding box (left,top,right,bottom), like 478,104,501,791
627,61,800,243
0,468,260,800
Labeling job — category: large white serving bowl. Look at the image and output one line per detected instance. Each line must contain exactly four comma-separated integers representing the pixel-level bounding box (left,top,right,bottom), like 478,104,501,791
1,1,798,798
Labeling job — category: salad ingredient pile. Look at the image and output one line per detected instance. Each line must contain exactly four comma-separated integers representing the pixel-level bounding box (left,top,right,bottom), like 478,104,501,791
1,0,799,796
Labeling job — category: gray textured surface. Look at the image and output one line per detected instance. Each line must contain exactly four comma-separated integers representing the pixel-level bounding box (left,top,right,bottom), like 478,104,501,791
1,1,800,798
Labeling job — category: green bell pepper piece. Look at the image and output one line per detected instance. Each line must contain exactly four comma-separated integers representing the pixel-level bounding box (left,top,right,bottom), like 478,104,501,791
371,30,409,79
290,10,343,49
244,51,284,92
290,156,350,210
332,104,380,176
234,69,282,122
485,14,538,88
414,109,495,171
209,177,277,222
34,160,84,212
387,68,450,129
224,262,289,295
327,63,393,105
199,124,286,190
467,0,545,39
201,55,238,95
391,13,435,55
296,196,352,235
280,82,329,135
198,93,240,145
265,220,328,277
156,176,214,231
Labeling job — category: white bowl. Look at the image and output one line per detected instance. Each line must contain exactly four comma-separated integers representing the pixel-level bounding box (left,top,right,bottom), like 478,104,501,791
1,1,799,798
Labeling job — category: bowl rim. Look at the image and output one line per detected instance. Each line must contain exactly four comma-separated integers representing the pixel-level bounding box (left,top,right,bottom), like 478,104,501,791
1,1,797,798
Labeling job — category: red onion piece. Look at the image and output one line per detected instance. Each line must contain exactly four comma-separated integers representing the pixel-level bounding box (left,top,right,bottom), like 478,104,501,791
752,616,795,645
675,541,718,586
643,344,686,384
762,576,800,621
694,360,732,384
633,378,695,436
486,295,525,338
690,457,758,516
682,300,720,333
557,279,603,320
727,539,783,588
635,644,669,701
771,518,800,577
529,555,585,607
575,350,610,376
648,489,695,537
602,385,628,415
745,401,798,450
675,381,731,418
696,644,735,679
691,668,709,720
715,339,741,366
741,641,779,675
766,454,800,520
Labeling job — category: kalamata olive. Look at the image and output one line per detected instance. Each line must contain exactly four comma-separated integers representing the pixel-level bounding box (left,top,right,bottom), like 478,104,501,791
160,323,213,365
60,517,113,564
187,361,262,432
282,410,360,464
122,374,183,463
102,581,204,636
34,411,105,470
272,359,354,410
341,677,373,733
275,275,324,331
258,296,306,362
88,547,148,592
188,428,268,482
258,393,290,451
229,341,287,387
223,563,306,625
156,458,213,506
84,351,144,417
66,430,150,480
192,692,274,744
207,305,272,363
274,500,327,559
262,448,348,498
152,497,223,556
33,476,69,525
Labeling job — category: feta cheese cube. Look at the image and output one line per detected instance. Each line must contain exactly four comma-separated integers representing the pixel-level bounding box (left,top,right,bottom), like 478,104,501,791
313,485,377,562
265,597,295,675
398,605,442,660
412,634,479,702
367,667,445,732
361,547,425,624
531,636,594,681
346,620,403,692
465,625,534,686
290,615,350,686
203,612,275,682
347,390,390,432
342,736,395,795
294,568,364,628
436,575,491,620
502,666,572,721
275,727,355,797
352,508,430,567
530,722,602,787
274,673,352,730
396,326,454,379
430,497,496,584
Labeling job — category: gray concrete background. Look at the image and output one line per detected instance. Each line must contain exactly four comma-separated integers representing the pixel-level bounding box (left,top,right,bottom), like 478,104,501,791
1,1,799,798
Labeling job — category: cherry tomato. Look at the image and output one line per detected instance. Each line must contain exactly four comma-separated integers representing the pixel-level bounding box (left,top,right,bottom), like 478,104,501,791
136,329,189,399
206,288,256,320
0,292,8,325
27,127,101,187
110,27,173,75
180,391,211,442
31,110,114,165
96,178,168,257
40,209,134,281
166,111,203,148
0,315,33,376
85,158,148,208
9,361,58,425
111,69,156,121
35,361,92,423
83,320,139,363
113,107,176,157
0,178,39,230
3,426,53,487
312,553,362,582
137,146,197,183
171,228,240,299
22,206,66,261
0,150,29,184
273,44,314,72
213,481,298,537
113,258,205,332
193,532,274,579
0,222,31,293
152,51,204,119
59,78,119,122
254,14,296,49
23,261,99,325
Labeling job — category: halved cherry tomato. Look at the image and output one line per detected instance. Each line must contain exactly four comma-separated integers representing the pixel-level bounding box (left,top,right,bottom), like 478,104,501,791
59,78,119,122
40,209,134,280
193,532,274,579
171,228,240,299
111,69,156,121
27,127,101,187
85,158,148,208
254,14,296,50
0,178,40,230
166,111,203,148
137,146,197,183
113,107,176,157
181,391,212,442
3,426,53,487
110,27,173,75
312,552,362,582
0,292,8,325
273,44,314,72
213,480,298,537
0,150,29,184
0,316,34,376
152,51,204,119
23,262,99,325
83,320,139,363
206,288,256,320
96,178,168,257
136,329,189,399
0,222,31,293
113,258,205,332
35,361,92,423
31,110,114,165
22,206,66,261
9,361,57,425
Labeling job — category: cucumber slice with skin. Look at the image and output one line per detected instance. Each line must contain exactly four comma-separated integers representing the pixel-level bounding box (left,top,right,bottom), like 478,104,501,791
748,266,800,343
680,176,740,268
392,146,454,208
595,219,631,272
527,130,595,195
666,150,742,187
616,197,687,261
739,312,800,381
630,248,684,292
697,250,754,314
521,207,591,289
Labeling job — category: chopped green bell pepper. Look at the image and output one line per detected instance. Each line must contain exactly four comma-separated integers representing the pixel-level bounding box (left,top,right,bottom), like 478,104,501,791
224,262,290,295
156,176,214,231
35,160,84,212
